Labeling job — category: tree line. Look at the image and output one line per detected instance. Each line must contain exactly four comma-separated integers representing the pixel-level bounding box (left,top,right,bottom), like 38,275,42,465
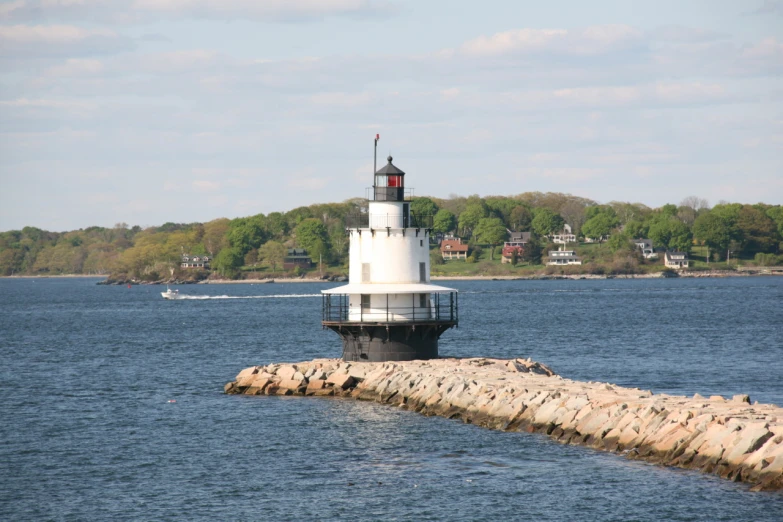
1,193,781,278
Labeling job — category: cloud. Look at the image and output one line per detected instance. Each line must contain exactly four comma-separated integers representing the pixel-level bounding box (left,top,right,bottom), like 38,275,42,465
458,25,644,57
0,97,97,110
742,37,783,60
745,0,783,16
650,25,730,43
132,49,219,74
0,1,25,19
45,57,104,76
192,180,220,192
1,0,396,24
288,176,329,190
0,23,134,58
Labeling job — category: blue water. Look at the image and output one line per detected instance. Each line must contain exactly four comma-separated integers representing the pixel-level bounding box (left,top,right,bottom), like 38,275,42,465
1,277,782,520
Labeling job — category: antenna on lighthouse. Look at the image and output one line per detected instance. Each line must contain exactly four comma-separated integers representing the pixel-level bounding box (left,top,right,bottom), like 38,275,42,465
373,134,379,177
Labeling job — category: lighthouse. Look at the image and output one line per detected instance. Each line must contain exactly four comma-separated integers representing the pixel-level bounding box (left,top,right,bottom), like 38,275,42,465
321,146,458,362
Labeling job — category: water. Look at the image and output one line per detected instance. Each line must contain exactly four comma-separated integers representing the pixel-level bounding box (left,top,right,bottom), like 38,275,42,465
1,277,782,520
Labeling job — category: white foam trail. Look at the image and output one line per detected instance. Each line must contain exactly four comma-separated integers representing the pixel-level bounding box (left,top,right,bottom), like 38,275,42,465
172,294,321,300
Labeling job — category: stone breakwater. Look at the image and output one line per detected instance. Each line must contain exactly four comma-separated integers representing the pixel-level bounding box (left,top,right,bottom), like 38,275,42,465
225,357,783,492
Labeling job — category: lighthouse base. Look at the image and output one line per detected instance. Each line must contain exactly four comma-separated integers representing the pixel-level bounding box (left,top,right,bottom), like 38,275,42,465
324,323,454,362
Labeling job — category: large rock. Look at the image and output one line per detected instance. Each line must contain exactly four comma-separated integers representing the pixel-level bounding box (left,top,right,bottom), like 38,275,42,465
235,366,260,387
278,379,306,391
326,373,356,390
276,365,298,381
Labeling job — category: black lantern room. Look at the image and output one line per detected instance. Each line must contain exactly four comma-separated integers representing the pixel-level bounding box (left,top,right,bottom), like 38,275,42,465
373,156,405,202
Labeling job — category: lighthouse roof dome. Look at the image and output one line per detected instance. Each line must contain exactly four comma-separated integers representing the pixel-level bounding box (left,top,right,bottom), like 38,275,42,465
375,156,405,176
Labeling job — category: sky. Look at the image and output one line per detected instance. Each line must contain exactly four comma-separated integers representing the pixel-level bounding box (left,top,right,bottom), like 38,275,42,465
0,0,781,232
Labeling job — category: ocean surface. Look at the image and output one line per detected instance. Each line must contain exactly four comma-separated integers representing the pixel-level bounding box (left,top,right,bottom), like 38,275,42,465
1,276,782,521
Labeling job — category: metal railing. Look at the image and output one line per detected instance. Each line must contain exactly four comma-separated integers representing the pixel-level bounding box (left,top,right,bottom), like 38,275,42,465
322,292,458,324
344,212,434,229
365,187,415,201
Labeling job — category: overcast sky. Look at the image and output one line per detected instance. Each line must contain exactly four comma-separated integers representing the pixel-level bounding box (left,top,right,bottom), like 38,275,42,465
1,0,781,232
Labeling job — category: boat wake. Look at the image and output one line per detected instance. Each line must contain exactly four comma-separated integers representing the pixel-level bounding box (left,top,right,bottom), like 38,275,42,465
172,294,322,300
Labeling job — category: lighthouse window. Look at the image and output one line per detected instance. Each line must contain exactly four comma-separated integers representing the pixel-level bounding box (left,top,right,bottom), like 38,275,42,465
420,240,423,247
362,263,370,283
419,262,426,282
419,294,427,308
374,175,387,188
361,294,370,311
388,175,401,187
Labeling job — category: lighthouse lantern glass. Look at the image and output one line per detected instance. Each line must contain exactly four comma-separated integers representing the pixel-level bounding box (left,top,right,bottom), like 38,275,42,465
388,175,402,188
375,174,387,188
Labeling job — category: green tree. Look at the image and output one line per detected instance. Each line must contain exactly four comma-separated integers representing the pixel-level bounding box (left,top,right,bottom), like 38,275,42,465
285,206,314,228
430,247,444,266
660,203,678,217
520,234,543,265
648,217,692,252
531,208,564,236
607,232,635,254
737,206,778,254
213,247,244,277
410,197,439,218
265,212,289,239
433,209,456,234
581,208,620,241
258,240,286,272
294,218,332,262
473,217,508,260
765,206,783,239
458,203,488,236
693,206,740,261
623,220,648,239
227,215,267,255
509,205,533,231
485,197,517,225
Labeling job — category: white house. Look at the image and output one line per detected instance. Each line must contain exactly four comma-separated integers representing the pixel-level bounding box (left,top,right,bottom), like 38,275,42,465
664,251,689,269
181,254,210,269
552,224,577,244
633,239,658,260
546,247,582,266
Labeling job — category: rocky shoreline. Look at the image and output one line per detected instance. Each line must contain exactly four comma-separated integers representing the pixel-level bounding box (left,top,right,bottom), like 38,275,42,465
225,357,783,492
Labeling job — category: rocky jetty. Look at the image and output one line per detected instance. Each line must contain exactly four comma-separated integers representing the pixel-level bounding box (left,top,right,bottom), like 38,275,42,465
225,357,783,492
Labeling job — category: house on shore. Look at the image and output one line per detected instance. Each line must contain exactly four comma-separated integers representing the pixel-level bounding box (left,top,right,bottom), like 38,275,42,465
440,238,469,260
546,247,582,266
633,239,658,260
501,231,530,264
552,224,577,245
664,251,689,269
284,249,313,270
181,254,210,269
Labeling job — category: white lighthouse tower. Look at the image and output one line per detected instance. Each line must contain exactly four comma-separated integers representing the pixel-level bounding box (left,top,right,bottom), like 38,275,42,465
321,147,458,361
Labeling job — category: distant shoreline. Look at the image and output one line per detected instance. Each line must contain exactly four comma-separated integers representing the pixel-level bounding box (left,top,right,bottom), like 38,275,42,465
2,271,781,283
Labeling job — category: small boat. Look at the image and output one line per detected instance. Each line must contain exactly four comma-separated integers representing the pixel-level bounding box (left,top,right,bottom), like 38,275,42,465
161,286,181,300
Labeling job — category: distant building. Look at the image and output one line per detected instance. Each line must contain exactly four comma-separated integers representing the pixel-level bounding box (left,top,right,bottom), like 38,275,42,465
664,251,689,269
501,230,530,264
632,238,658,260
284,249,313,270
440,238,469,260
181,254,210,269
552,224,577,244
546,247,582,266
